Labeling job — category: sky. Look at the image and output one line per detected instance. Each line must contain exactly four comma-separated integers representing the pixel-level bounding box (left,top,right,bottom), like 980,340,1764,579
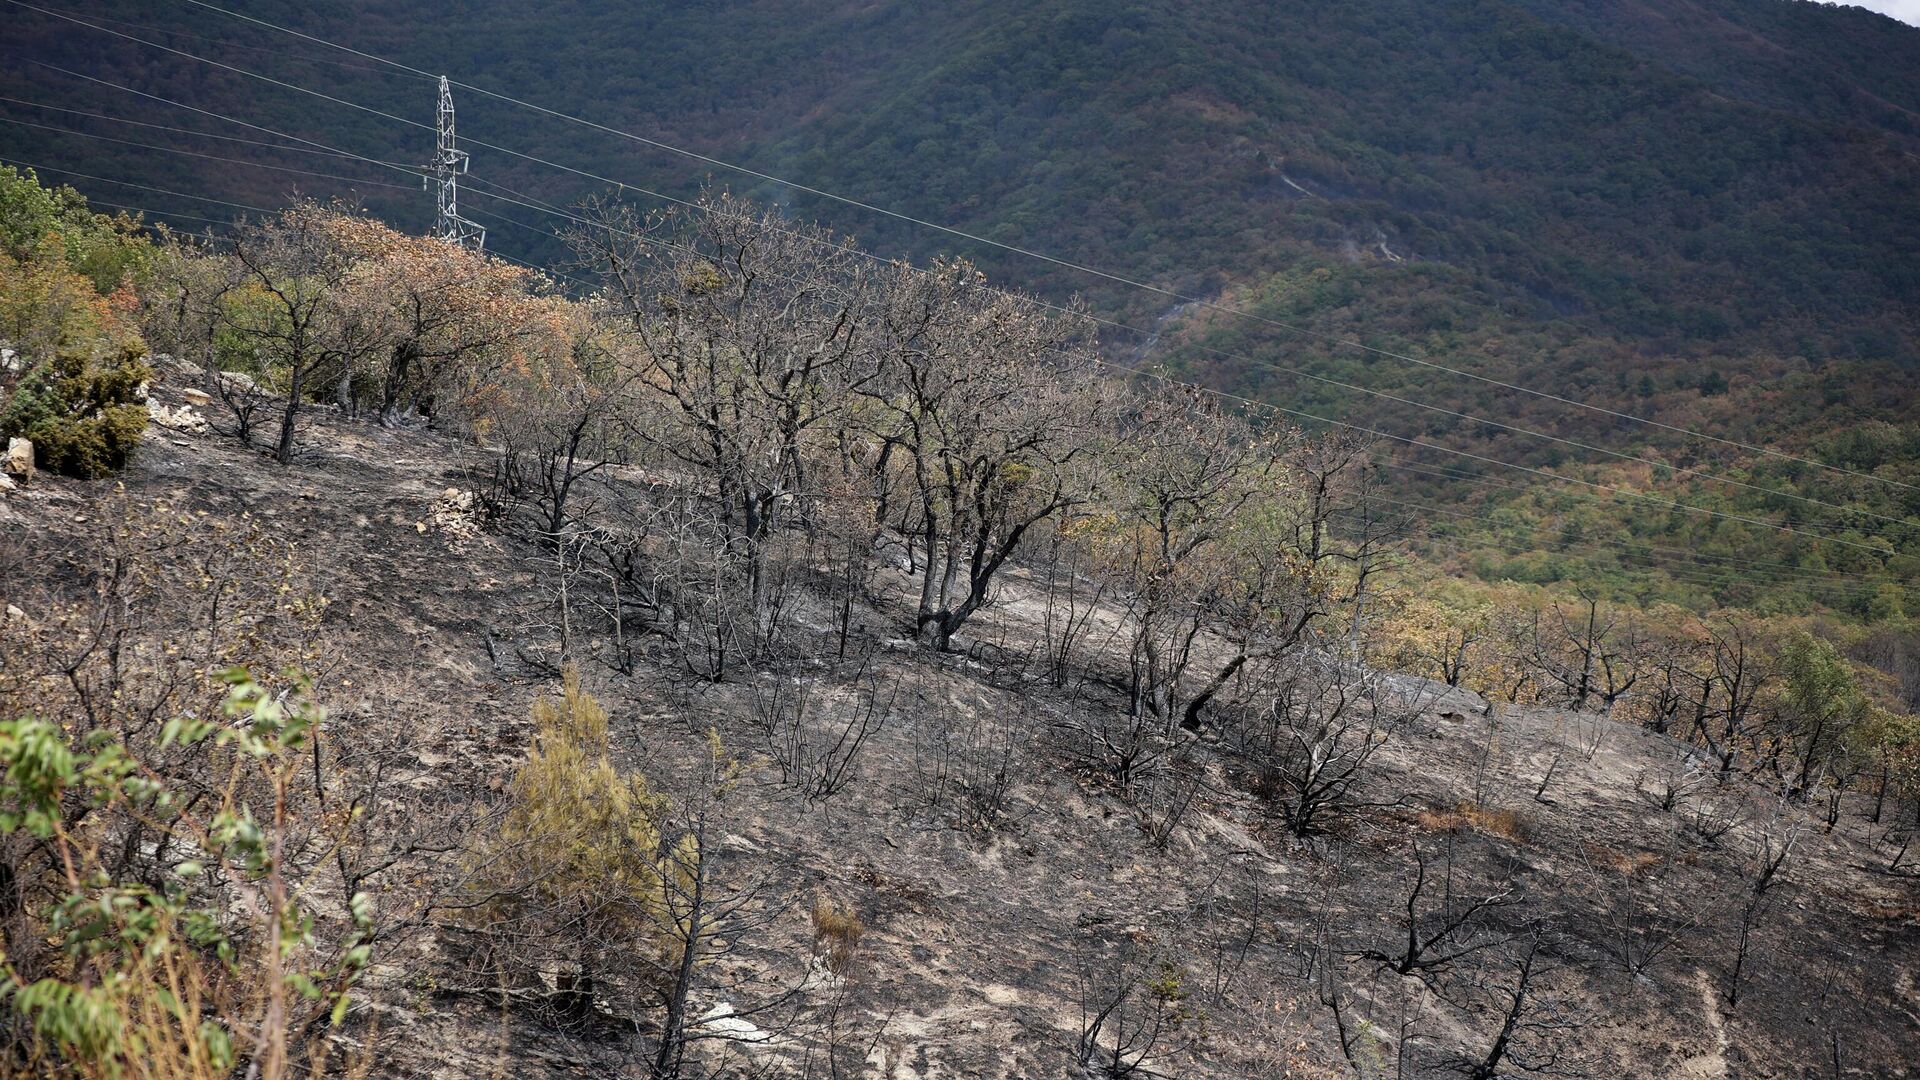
1851,0,1920,23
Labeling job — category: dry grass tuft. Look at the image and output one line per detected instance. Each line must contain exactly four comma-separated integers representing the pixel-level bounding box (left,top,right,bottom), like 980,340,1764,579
1863,903,1920,924
810,897,866,975
1416,802,1527,842
1586,845,1661,878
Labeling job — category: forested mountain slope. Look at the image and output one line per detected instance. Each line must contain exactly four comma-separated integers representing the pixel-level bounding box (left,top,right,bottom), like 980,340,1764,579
4,0,1918,614
1512,0,1920,140
9,0,1915,351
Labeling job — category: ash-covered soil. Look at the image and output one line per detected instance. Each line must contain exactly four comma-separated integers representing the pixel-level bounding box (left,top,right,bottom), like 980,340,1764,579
3,389,1915,1079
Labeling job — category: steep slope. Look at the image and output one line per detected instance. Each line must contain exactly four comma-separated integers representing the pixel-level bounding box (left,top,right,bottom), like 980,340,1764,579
1,369,1914,1077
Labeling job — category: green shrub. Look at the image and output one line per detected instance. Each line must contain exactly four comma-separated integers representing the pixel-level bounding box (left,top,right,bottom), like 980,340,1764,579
0,669,374,1079
0,345,152,478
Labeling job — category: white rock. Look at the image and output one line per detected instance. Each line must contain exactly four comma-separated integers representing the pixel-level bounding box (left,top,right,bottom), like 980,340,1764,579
424,487,482,541
694,1002,771,1044
147,401,211,435
3,438,32,482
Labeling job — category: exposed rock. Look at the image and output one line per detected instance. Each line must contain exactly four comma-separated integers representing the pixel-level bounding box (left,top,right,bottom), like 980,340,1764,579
0,473,13,493
1376,668,1489,718
0,346,21,373
694,1002,772,1044
147,401,212,435
215,369,259,394
872,533,915,572
4,438,33,483
424,486,482,542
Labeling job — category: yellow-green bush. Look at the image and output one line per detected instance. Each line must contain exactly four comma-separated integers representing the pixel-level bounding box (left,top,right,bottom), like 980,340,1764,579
499,669,670,905
472,669,686,1016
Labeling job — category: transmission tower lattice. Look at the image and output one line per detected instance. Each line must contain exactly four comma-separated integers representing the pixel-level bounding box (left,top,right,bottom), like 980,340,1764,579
423,75,485,250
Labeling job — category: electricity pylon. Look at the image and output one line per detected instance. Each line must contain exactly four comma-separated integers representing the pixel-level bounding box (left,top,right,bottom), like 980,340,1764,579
423,75,485,250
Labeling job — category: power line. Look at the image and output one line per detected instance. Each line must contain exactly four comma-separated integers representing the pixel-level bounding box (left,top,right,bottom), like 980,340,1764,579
1321,507,1867,603
0,154,270,215
1043,327,1902,550
1378,453,1891,541
13,63,610,285
457,206,599,290
449,188,1905,555
1378,493,1867,583
29,142,1900,598
1394,528,1872,602
1364,489,1877,590
383,195,1897,595
60,7,432,80
451,111,1910,495
1100,353,1896,554
476,246,591,291
452,181,1896,556
90,191,583,296
172,0,439,77
0,114,413,190
1335,489,1864,594
21,60,420,178
33,117,1843,584
1351,444,1889,580
0,92,411,164
86,198,238,230
1089,314,1912,531
2,1,431,133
